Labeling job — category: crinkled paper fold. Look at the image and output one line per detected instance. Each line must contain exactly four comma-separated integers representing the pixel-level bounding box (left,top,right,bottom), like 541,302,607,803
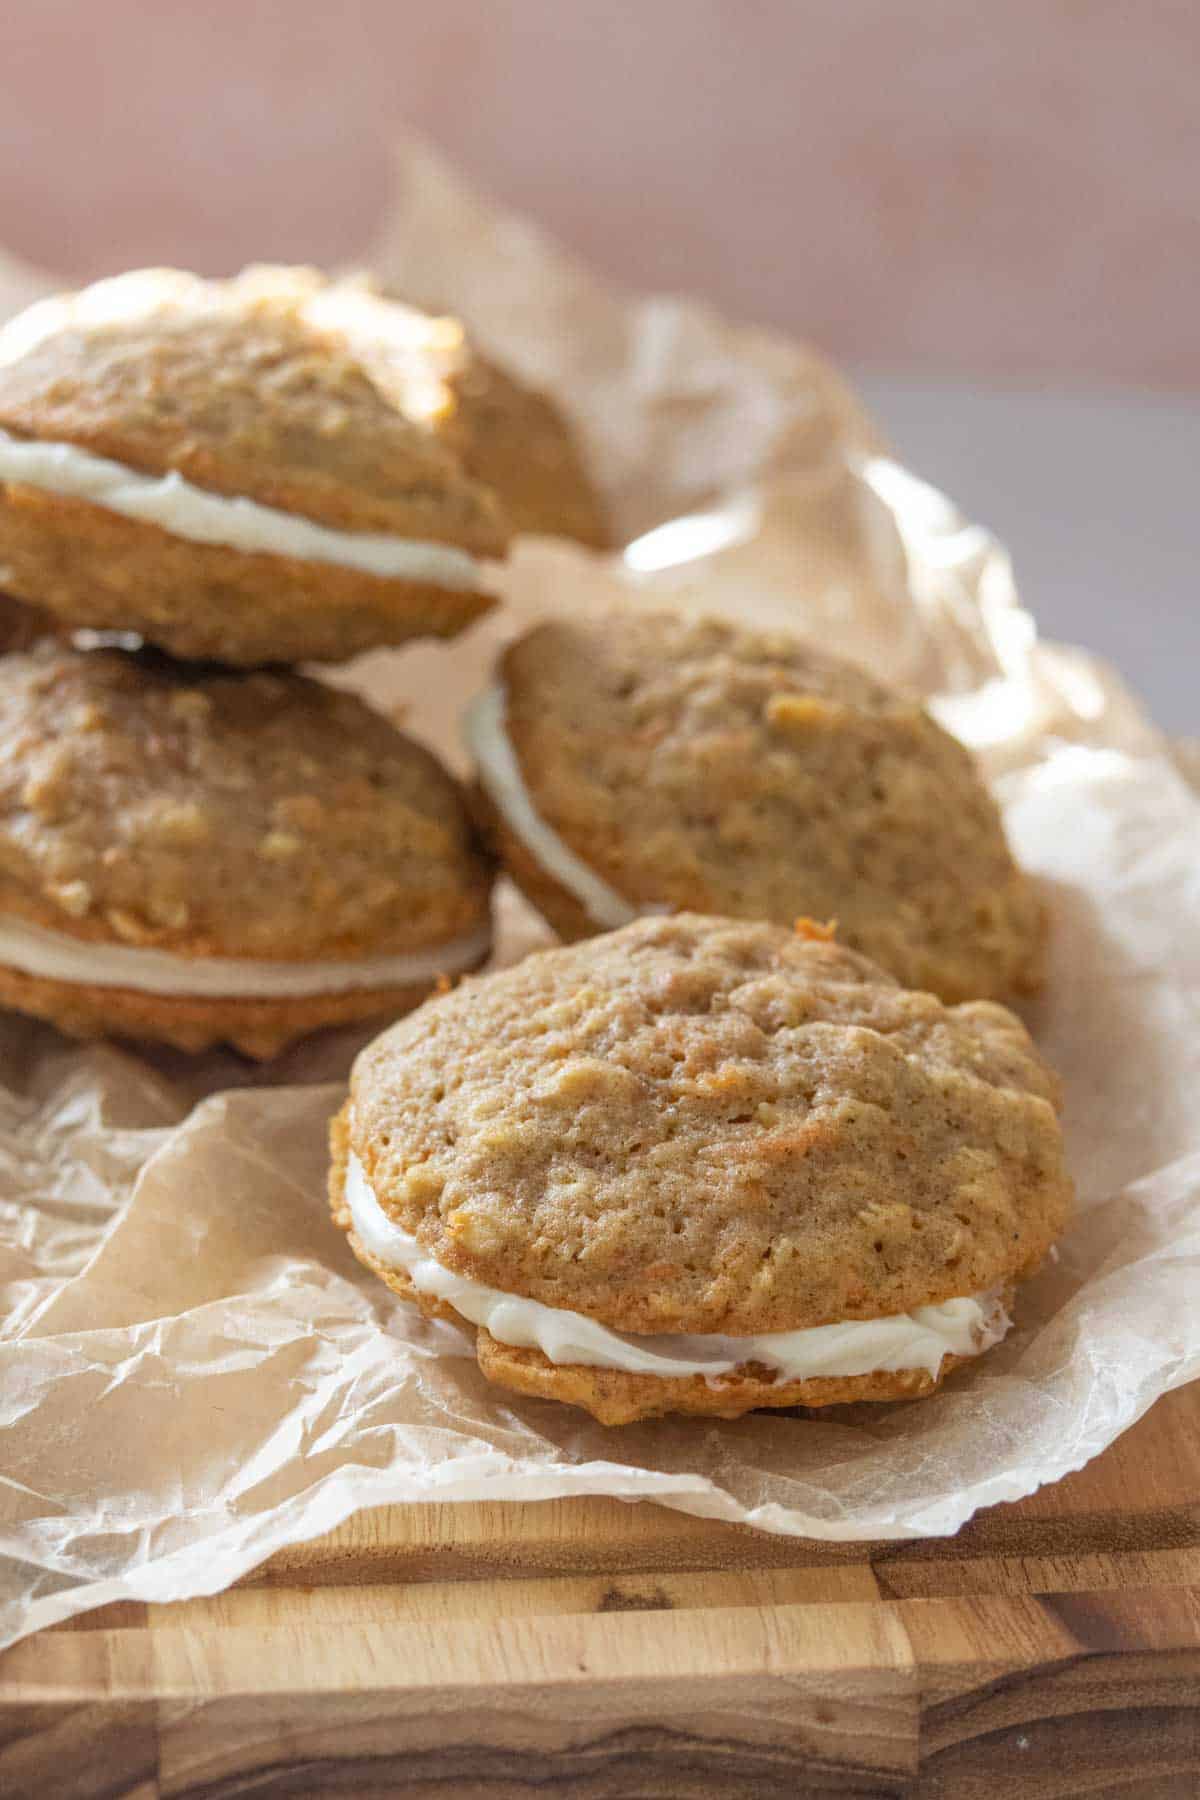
2,144,1199,1650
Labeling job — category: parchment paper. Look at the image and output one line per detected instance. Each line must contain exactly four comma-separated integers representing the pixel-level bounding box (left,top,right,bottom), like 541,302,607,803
2,145,1199,1651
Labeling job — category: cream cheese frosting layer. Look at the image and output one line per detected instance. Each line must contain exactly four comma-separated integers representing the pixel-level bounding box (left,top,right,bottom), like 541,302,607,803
0,915,491,999
345,1152,1010,1380
464,685,639,930
0,428,484,589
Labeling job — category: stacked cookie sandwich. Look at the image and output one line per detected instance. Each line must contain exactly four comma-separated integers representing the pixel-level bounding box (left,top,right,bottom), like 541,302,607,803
0,265,606,1053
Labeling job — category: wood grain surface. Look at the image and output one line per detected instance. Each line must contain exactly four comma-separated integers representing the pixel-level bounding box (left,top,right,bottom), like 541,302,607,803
2,1382,1198,1798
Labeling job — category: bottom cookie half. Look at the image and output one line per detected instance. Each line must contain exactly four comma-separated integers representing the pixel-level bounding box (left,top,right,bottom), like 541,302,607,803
0,961,464,1059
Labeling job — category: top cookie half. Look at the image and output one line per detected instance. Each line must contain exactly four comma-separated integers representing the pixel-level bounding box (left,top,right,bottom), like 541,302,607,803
0,268,602,666
346,913,1070,1338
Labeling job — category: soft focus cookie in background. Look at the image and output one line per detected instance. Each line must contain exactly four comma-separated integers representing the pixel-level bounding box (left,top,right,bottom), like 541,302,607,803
0,641,493,1055
466,610,1044,1003
331,913,1071,1425
0,266,512,665
376,283,608,549
439,348,608,549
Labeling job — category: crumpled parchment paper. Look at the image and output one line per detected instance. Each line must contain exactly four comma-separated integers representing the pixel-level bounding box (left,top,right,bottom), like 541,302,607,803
2,144,1199,1652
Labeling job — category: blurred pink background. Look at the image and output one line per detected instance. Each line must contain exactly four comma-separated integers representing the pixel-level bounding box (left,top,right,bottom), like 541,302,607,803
4,1,1198,388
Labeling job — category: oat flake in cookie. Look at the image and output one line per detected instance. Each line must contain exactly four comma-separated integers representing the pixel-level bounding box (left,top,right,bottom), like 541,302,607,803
0,641,493,1056
0,266,517,665
466,610,1045,1004
331,914,1071,1425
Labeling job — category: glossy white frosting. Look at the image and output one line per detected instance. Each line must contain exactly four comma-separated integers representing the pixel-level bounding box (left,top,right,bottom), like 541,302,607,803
345,1152,1009,1380
0,915,491,999
463,685,639,930
0,427,483,589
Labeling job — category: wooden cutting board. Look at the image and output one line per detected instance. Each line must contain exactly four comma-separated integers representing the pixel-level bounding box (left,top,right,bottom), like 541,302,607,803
2,1380,1199,1798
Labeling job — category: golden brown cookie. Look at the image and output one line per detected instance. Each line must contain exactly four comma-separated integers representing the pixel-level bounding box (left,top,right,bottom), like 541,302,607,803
0,641,494,1056
375,289,607,548
332,914,1071,1424
0,267,516,664
465,610,1044,1004
438,351,608,547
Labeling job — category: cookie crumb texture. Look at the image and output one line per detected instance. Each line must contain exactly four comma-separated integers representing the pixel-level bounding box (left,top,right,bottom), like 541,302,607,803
0,267,511,662
0,642,492,1052
497,612,1044,1002
343,914,1071,1423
